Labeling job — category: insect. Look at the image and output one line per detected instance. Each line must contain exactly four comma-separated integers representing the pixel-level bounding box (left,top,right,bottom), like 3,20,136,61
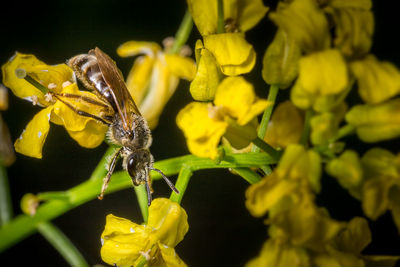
67,47,179,205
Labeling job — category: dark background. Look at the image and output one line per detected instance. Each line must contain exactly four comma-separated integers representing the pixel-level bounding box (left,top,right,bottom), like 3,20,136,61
1,0,400,266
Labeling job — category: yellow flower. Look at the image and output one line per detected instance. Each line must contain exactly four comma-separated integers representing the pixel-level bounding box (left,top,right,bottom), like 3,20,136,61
264,101,303,149
350,55,400,104
345,98,400,142
177,76,270,158
117,39,196,129
269,0,330,53
291,49,349,111
100,198,188,267
187,0,268,100
2,52,108,158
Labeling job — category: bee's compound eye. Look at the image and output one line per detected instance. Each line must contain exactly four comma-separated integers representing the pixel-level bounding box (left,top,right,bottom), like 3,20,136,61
127,155,138,183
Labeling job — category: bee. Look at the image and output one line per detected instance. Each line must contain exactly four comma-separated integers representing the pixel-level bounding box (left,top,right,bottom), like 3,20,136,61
67,47,179,205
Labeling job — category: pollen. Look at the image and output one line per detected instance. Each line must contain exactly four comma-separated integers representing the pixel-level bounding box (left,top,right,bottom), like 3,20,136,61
47,83,57,90
38,131,42,138
62,81,72,88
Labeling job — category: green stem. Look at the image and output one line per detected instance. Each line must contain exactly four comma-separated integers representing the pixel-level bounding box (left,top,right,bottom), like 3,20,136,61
37,221,89,267
300,109,313,147
0,152,277,252
170,165,193,204
335,124,356,141
169,10,193,54
232,168,262,184
252,84,279,152
0,165,13,225
134,184,149,223
217,0,225,33
252,137,280,160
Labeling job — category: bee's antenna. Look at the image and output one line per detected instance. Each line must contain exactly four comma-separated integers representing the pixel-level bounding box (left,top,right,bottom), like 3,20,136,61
151,168,180,194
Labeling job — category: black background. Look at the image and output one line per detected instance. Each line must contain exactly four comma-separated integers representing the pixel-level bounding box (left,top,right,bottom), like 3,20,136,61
1,0,400,266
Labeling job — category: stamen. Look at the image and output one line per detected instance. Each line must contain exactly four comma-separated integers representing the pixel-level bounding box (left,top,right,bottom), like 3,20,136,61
15,68,49,94
47,83,57,90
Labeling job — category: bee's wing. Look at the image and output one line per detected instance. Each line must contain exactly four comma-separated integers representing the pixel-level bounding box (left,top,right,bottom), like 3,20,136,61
93,47,141,130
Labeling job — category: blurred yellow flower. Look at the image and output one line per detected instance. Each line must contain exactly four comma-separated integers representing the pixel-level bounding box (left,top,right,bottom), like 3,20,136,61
264,101,303,149
101,198,188,267
350,55,400,104
118,39,196,129
177,76,270,158
1,52,108,158
345,98,400,142
187,0,268,101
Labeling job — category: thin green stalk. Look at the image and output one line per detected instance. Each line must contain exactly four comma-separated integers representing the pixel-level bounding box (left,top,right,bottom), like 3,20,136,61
253,84,279,152
233,168,262,184
170,10,193,54
37,221,89,267
170,165,193,204
217,0,225,33
252,137,280,160
0,165,13,225
134,184,149,223
0,152,277,252
335,124,356,141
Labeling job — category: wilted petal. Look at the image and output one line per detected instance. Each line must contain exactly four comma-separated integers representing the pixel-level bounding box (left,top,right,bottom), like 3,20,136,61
14,106,52,159
117,41,161,57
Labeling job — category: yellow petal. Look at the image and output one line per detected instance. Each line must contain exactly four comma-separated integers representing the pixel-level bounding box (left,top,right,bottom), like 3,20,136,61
52,83,107,132
214,76,270,125
190,46,221,101
165,54,196,81
351,55,400,104
262,29,301,89
100,214,152,267
126,55,155,105
158,242,188,267
204,33,256,76
361,148,400,179
147,198,189,247
246,240,310,267
245,173,297,217
269,0,330,53
264,101,303,149
362,176,394,220
235,0,269,32
299,49,348,95
2,52,73,106
117,41,161,57
14,106,53,158
328,6,373,59
138,57,171,129
345,98,400,142
187,0,218,36
334,217,371,254
66,120,107,148
326,150,363,199
176,102,228,159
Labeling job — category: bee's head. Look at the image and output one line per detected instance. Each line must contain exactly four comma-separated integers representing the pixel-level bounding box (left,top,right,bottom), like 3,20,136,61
125,149,153,186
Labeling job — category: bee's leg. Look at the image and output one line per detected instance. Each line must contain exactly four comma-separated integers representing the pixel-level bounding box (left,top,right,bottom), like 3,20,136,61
98,147,122,200
145,176,153,206
56,92,109,108
52,94,111,125
151,168,180,194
